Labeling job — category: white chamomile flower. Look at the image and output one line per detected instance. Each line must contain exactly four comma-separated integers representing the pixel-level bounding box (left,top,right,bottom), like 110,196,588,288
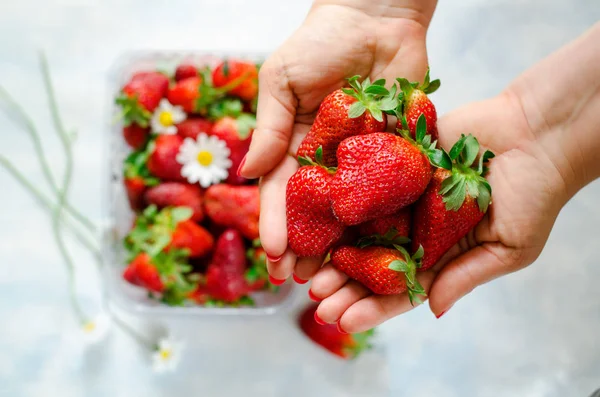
152,337,183,373
176,133,232,188
150,99,186,135
81,314,110,344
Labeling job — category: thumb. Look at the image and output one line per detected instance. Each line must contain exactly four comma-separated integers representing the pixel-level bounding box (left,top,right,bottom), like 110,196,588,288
428,244,517,317
240,57,297,179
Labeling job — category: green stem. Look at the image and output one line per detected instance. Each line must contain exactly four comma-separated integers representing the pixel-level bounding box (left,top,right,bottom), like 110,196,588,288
107,306,154,350
0,155,101,263
41,53,88,323
0,84,96,233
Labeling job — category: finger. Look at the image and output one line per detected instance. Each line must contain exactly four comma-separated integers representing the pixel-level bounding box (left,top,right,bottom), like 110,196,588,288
316,280,371,324
428,244,517,317
241,55,297,178
258,155,298,259
266,248,296,282
309,263,349,301
293,256,323,283
338,272,436,333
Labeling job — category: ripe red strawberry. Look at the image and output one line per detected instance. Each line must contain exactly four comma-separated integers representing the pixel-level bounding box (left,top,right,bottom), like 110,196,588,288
331,124,450,225
212,229,247,273
176,118,213,140
204,184,260,240
296,76,396,167
123,124,149,150
212,59,259,101
124,176,147,211
116,71,170,127
299,303,375,360
330,245,425,303
211,116,254,185
167,76,203,113
144,182,204,222
358,207,411,239
175,63,198,81
123,253,164,293
395,70,440,140
412,134,494,271
168,220,214,257
147,135,186,181
286,150,345,257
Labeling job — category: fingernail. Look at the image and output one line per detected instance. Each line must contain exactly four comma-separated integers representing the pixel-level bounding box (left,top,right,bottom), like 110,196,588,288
293,274,308,284
314,311,326,325
436,305,453,319
266,253,282,263
268,275,286,286
336,322,348,334
236,155,247,177
308,289,322,302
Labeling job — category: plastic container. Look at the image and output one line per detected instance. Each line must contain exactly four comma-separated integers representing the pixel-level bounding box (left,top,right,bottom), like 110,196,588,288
102,52,295,316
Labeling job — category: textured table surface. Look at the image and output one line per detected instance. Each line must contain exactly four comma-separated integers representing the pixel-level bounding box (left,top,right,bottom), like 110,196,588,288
0,1,599,396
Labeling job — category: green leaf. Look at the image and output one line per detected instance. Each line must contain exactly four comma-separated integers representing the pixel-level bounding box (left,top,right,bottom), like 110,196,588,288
341,88,355,96
449,134,467,160
466,179,480,199
429,149,452,170
415,114,427,142
315,146,324,165
388,260,409,272
425,79,441,94
443,178,466,211
348,102,367,119
364,85,389,96
462,135,480,167
372,78,386,87
207,98,243,119
413,245,424,261
369,108,383,122
235,113,256,139
297,156,313,167
476,182,492,213
379,96,398,112
171,207,193,223
396,78,413,97
477,149,496,175
423,69,431,87
439,173,460,195
401,115,409,130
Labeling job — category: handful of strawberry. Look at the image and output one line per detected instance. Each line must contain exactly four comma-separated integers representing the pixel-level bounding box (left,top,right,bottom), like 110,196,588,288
115,58,277,307
286,72,495,303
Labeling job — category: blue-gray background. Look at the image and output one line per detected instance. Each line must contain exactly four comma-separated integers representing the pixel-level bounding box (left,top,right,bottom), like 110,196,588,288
0,1,599,396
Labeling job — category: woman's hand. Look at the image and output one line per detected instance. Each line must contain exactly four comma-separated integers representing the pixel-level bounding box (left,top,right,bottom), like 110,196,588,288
239,0,438,281
309,23,600,333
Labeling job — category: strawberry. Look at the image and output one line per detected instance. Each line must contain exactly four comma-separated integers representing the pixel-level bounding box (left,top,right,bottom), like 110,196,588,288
286,148,345,257
330,245,425,303
123,124,149,150
167,76,203,113
123,253,164,293
331,120,450,225
212,229,247,273
168,219,214,258
396,70,440,140
412,134,494,271
204,184,260,240
176,118,214,140
296,76,397,167
299,303,375,360
147,135,186,181
144,182,204,222
175,63,198,81
123,144,160,211
245,240,277,292
211,116,255,185
116,71,170,127
358,207,411,239
212,59,259,101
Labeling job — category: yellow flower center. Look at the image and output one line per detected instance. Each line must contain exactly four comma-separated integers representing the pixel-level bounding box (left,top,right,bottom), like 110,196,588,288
197,150,213,166
159,111,174,126
160,349,172,360
83,321,96,333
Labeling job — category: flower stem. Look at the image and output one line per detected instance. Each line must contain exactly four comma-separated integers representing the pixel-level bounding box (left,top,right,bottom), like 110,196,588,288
0,84,96,234
107,306,154,350
0,155,101,263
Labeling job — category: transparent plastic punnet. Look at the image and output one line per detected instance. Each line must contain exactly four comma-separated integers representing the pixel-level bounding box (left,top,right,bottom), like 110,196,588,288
102,52,295,316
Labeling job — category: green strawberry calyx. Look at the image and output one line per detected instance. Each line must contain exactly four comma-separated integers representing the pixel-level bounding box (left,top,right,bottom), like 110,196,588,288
123,139,161,186
195,67,255,115
396,68,441,106
440,134,495,213
298,146,337,173
343,75,399,122
342,328,376,359
115,93,152,128
155,249,197,306
357,227,411,248
398,114,452,170
388,244,426,306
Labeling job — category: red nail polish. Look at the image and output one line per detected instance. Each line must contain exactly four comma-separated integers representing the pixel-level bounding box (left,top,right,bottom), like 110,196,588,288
308,289,322,302
293,274,308,284
266,253,282,263
336,322,348,334
268,275,286,286
436,305,453,319
236,155,247,177
314,311,326,325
